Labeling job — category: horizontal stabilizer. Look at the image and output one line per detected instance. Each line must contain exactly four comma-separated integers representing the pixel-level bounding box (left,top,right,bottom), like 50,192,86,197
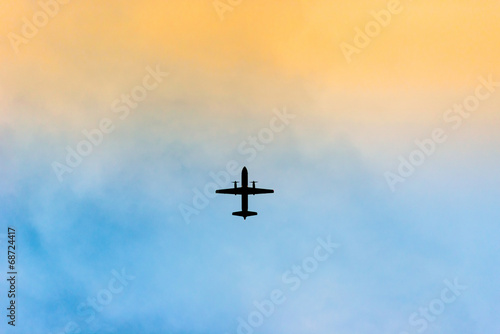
232,211,258,219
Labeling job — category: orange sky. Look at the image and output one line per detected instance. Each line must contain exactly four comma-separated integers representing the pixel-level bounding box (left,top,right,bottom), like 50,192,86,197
0,0,499,144
1,0,499,89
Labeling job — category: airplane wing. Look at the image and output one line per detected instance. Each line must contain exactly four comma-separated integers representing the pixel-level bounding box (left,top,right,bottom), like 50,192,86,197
215,187,244,195
248,187,274,195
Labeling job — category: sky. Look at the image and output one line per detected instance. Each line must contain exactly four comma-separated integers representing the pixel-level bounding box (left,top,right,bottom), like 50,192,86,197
0,0,499,333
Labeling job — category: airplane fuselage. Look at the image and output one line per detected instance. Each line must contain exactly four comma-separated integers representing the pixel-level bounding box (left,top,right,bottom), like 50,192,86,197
241,167,249,213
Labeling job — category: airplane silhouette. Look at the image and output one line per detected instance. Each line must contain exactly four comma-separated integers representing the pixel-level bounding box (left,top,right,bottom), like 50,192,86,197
215,166,274,219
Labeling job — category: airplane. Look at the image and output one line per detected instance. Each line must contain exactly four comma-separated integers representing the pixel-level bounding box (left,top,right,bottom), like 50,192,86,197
215,166,274,219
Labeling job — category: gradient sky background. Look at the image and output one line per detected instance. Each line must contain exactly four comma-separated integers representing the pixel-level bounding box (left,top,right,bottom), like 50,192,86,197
1,1,499,333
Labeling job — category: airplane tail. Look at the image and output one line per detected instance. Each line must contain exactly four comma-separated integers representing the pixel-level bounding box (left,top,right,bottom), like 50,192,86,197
232,211,257,220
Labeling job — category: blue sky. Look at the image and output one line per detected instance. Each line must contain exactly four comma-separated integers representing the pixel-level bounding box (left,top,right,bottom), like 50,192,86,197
1,105,499,333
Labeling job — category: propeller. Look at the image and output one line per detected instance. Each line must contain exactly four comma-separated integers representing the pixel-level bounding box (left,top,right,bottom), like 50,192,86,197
233,181,238,188
251,181,258,188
